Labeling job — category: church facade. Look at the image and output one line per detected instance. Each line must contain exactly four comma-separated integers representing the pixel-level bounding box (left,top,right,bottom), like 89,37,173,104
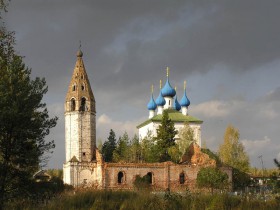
63,50,232,190
137,69,203,146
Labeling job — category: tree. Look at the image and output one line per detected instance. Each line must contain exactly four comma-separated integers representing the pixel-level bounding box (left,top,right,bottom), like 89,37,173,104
101,129,117,162
218,125,250,172
274,159,280,169
140,130,158,163
178,122,195,155
130,134,141,163
113,132,130,162
155,110,178,162
0,52,57,208
196,167,229,194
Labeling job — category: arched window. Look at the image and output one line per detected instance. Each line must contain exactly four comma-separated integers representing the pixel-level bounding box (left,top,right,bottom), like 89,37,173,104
179,172,185,184
72,85,76,91
146,172,153,184
71,98,76,111
81,84,85,91
80,97,86,111
118,172,124,184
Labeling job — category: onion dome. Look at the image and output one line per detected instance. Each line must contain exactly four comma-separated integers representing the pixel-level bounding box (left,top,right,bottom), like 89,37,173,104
147,85,157,110
77,49,83,57
173,95,181,111
180,81,190,107
155,80,166,106
161,67,176,97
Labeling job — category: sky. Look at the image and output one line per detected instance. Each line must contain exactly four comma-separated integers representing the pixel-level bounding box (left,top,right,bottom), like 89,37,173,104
3,0,280,169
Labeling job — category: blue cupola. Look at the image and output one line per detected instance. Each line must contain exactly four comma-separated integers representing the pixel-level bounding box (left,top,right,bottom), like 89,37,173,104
155,80,166,106
147,85,157,110
147,95,157,110
173,95,181,111
161,67,176,97
180,81,190,107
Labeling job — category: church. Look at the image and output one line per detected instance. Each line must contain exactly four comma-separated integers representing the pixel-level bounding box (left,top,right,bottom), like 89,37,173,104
63,50,232,190
137,67,202,146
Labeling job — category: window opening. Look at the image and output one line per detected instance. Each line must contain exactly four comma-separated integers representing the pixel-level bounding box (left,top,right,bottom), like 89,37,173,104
179,172,185,184
146,172,153,184
118,172,124,184
81,85,85,91
80,97,86,111
72,85,76,91
71,99,76,111
82,152,86,156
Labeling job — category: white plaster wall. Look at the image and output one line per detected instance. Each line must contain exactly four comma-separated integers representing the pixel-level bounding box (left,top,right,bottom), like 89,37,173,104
139,121,201,147
65,112,80,162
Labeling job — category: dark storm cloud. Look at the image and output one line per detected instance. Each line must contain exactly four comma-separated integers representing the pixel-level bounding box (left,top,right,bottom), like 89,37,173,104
4,1,280,168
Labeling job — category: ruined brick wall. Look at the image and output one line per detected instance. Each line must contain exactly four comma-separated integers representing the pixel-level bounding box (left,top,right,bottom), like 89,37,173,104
103,162,201,191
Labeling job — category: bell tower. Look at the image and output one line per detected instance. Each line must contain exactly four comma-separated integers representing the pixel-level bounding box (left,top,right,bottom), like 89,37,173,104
64,49,96,163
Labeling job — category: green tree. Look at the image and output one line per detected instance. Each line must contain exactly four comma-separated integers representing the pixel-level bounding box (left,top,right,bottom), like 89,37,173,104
140,130,158,162
130,134,141,163
218,125,250,172
113,132,130,162
101,129,117,162
0,50,57,208
155,110,178,162
196,167,229,194
178,122,195,155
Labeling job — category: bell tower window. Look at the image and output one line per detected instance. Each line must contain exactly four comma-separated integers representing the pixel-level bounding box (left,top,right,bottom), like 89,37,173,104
80,97,86,111
72,85,76,91
81,85,85,91
71,98,76,111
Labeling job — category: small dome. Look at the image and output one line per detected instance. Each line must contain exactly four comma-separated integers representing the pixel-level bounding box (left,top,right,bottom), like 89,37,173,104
147,94,157,110
161,78,176,97
155,92,166,106
174,96,181,111
77,49,83,57
180,89,190,107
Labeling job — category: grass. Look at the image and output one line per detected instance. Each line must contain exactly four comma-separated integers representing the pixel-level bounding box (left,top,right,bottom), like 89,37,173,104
4,190,280,210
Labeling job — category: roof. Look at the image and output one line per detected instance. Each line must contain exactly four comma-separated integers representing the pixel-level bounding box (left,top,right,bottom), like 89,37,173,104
137,109,203,128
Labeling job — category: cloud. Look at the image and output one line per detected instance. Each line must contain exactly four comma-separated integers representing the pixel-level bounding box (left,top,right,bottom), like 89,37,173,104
97,114,143,141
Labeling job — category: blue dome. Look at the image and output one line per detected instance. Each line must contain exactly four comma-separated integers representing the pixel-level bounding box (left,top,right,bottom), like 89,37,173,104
147,94,157,110
161,78,176,97
155,92,166,106
173,96,181,111
180,89,190,107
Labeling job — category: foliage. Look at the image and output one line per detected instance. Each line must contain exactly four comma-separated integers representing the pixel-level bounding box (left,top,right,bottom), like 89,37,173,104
201,148,222,166
154,110,178,162
0,30,57,210
218,125,250,172
167,144,181,164
101,129,117,162
130,134,141,163
196,167,229,194
46,169,63,180
178,122,195,155
232,168,251,191
6,190,280,210
133,175,151,190
112,132,130,162
140,130,158,162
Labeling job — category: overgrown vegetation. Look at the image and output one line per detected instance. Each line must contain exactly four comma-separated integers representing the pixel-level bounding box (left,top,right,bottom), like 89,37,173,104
4,190,280,210
0,2,57,209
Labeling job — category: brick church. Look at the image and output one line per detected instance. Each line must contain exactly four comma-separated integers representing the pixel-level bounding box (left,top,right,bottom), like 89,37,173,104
63,50,232,190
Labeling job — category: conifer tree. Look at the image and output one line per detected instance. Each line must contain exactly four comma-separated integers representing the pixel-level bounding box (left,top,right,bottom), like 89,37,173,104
155,110,178,162
113,132,130,162
101,129,117,162
0,4,57,208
